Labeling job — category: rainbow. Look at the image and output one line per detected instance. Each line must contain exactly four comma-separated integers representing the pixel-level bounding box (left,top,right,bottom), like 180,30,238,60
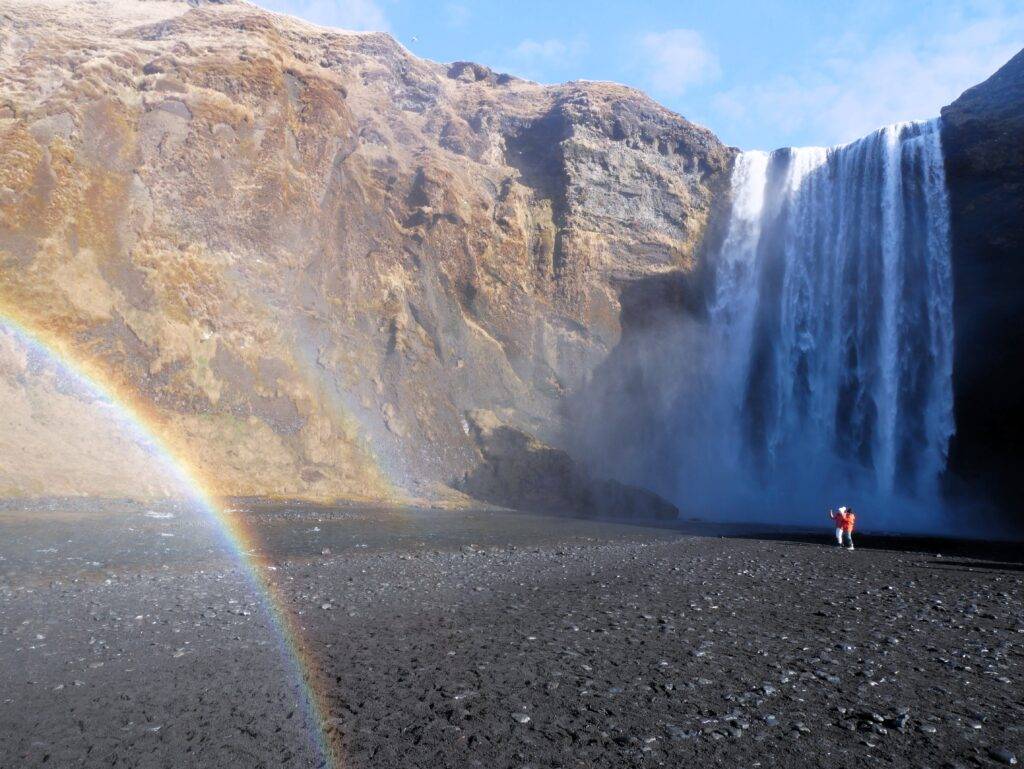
0,310,341,768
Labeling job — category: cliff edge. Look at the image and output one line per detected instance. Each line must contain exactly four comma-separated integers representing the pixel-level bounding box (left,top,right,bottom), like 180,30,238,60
941,47,1024,515
0,0,733,503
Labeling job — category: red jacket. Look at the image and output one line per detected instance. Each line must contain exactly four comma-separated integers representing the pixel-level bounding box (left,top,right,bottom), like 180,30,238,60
831,511,856,532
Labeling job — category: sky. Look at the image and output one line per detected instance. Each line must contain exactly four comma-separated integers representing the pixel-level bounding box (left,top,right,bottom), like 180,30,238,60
258,0,1024,150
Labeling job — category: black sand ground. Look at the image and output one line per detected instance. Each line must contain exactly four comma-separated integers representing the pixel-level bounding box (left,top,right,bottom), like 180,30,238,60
1,502,1022,768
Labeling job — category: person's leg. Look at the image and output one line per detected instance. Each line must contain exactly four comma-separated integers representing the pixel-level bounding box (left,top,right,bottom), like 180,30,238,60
844,531,854,549
835,527,843,545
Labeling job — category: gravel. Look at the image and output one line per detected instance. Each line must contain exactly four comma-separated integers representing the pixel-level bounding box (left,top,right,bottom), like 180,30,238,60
1,501,1022,768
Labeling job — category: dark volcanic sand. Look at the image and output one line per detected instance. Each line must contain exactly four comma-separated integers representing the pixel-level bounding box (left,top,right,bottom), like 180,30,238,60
1,502,1022,768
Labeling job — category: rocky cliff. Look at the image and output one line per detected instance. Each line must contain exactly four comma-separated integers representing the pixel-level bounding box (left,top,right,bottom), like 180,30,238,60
941,48,1024,517
0,0,733,504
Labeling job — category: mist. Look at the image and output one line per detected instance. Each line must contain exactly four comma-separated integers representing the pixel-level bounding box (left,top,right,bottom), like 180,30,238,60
566,119,1005,538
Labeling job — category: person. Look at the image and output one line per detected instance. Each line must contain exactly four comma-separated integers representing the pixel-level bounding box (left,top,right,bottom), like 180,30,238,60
829,507,846,546
829,507,856,550
829,507,845,546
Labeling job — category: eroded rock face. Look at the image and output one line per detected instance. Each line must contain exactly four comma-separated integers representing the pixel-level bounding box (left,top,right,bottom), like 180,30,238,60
941,48,1024,515
458,410,678,519
0,0,734,502
0,326,186,498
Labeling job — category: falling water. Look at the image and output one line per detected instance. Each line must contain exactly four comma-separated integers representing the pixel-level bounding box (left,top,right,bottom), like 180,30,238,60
705,119,954,522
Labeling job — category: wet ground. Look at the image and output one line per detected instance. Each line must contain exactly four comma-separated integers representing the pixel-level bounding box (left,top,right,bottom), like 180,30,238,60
1,500,1022,768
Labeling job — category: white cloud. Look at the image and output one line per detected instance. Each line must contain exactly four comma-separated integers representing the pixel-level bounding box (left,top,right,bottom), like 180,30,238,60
502,35,589,82
638,29,720,97
268,0,389,32
444,3,470,28
510,36,588,64
711,5,1024,149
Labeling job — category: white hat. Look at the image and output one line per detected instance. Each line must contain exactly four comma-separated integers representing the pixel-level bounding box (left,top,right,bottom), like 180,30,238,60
838,506,848,513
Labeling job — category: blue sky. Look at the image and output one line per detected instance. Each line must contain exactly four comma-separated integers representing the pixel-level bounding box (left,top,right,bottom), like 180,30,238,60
259,0,1024,150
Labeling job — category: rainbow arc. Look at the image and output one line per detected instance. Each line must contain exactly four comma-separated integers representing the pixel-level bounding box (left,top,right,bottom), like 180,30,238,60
0,308,340,768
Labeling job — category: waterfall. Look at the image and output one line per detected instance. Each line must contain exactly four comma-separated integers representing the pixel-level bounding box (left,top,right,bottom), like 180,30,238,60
704,119,954,520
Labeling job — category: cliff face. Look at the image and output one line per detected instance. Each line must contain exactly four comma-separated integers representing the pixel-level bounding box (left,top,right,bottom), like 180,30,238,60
0,0,733,502
941,48,1024,515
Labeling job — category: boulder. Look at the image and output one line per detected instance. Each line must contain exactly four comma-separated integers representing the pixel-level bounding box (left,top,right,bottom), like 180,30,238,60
458,410,678,520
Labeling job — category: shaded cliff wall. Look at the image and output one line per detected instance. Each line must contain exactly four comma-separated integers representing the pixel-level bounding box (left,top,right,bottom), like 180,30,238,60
941,48,1024,520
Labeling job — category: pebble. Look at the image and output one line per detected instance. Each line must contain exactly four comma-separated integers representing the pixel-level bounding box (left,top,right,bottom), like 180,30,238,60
990,748,1018,766
6,500,1024,768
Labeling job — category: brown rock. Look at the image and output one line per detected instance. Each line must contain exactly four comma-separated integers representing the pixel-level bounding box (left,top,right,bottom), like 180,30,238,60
0,0,732,506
